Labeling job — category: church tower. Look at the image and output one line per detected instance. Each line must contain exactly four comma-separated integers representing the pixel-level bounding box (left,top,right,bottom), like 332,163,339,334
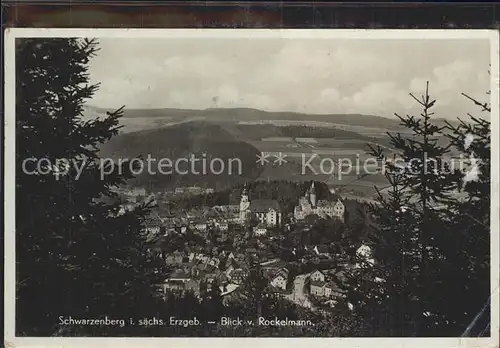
239,184,251,223
309,181,317,208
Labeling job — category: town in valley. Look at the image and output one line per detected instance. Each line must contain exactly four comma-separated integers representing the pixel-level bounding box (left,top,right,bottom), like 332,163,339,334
112,179,373,317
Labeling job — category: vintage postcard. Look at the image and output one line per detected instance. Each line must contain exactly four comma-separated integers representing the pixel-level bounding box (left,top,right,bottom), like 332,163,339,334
3,29,499,348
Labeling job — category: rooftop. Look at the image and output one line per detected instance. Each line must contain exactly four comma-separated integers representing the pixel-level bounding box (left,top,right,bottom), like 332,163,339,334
310,280,327,288
169,271,190,279
314,245,330,253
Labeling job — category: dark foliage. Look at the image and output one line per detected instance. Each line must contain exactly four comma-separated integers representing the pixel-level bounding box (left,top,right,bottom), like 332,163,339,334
16,38,167,336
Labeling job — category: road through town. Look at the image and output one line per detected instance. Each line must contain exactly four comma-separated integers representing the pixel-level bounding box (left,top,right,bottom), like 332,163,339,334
285,273,314,309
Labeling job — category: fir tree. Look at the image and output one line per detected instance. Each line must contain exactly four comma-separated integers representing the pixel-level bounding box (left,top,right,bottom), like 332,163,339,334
428,90,491,336
347,81,492,337
344,156,422,336
15,38,167,336
346,82,457,336
200,279,225,321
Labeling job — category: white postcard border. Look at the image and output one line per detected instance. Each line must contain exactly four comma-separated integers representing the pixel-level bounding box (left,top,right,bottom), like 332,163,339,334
3,28,499,348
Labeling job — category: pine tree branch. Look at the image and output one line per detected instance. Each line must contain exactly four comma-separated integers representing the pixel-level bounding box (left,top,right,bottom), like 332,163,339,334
461,93,491,113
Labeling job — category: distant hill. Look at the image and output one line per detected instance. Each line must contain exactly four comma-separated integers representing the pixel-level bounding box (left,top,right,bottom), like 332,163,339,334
98,121,263,190
216,122,376,140
84,105,404,130
85,105,462,135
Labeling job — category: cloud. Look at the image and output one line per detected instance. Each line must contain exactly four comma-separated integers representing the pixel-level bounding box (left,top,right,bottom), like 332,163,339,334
163,54,236,79
408,60,490,118
88,38,491,119
349,82,411,114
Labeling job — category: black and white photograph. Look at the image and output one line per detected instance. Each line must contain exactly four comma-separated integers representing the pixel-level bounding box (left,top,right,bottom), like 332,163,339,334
3,29,499,347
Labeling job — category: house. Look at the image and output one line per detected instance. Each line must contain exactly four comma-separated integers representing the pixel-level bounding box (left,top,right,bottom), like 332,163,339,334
253,223,268,236
187,208,205,219
212,205,240,222
326,281,346,298
168,271,191,282
314,280,345,298
239,186,282,226
310,280,327,296
127,187,147,197
251,199,282,226
165,251,184,265
310,280,337,297
163,278,200,296
194,222,208,232
215,220,229,231
261,262,287,279
323,281,337,298
229,268,248,285
269,268,289,290
333,270,348,284
270,273,288,290
186,186,203,195
224,264,235,276
310,270,326,283
117,203,135,216
355,244,375,267
184,279,200,295
142,214,163,236
208,257,220,268
195,254,211,264
310,279,345,298
357,244,372,257
163,280,185,293
313,245,331,257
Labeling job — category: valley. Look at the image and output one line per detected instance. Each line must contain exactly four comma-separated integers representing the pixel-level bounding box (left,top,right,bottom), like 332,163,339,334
92,105,457,199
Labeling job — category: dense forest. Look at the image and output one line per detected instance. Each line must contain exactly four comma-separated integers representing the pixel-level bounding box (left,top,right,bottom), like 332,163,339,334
170,180,332,212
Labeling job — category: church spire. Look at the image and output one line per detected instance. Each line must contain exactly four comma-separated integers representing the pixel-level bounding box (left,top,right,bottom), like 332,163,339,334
240,183,250,223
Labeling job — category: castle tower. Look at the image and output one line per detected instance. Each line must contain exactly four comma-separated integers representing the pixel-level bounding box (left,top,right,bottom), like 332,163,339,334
309,181,317,208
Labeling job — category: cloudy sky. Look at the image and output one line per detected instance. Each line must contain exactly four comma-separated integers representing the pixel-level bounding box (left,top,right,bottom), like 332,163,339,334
88,38,490,119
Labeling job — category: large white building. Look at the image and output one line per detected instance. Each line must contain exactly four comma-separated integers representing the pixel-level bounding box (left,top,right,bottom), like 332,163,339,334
239,186,282,226
294,182,345,221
